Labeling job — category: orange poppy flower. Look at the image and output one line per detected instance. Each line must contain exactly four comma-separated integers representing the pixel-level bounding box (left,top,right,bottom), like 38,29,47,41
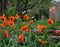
4,30,9,38
38,39,47,45
22,22,28,27
41,25,47,29
48,19,53,25
29,20,33,25
8,20,14,27
37,24,42,32
23,14,29,20
9,16,14,21
20,25,28,32
18,34,24,43
20,22,28,32
38,27,41,33
38,24,42,29
2,21,7,27
15,14,20,19
20,27,26,31
10,22,14,27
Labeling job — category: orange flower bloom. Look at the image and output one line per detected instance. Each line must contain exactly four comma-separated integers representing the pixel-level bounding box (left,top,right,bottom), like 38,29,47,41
20,27,26,31
38,39,47,45
20,22,28,32
48,19,53,25
29,20,33,25
20,25,28,32
2,21,7,27
4,30,9,38
38,29,42,33
41,25,47,29
37,24,42,32
37,24,47,32
9,16,14,21
10,22,14,27
15,14,20,19
38,24,42,29
18,34,24,43
23,24,28,28
23,14,29,20
8,20,14,27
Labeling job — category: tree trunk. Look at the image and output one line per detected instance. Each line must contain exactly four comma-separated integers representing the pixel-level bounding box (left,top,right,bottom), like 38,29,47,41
16,0,22,16
0,0,3,15
2,0,9,13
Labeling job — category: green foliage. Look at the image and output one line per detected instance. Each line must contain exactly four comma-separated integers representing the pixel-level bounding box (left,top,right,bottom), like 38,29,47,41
10,0,17,6
0,18,60,47
6,7,16,16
